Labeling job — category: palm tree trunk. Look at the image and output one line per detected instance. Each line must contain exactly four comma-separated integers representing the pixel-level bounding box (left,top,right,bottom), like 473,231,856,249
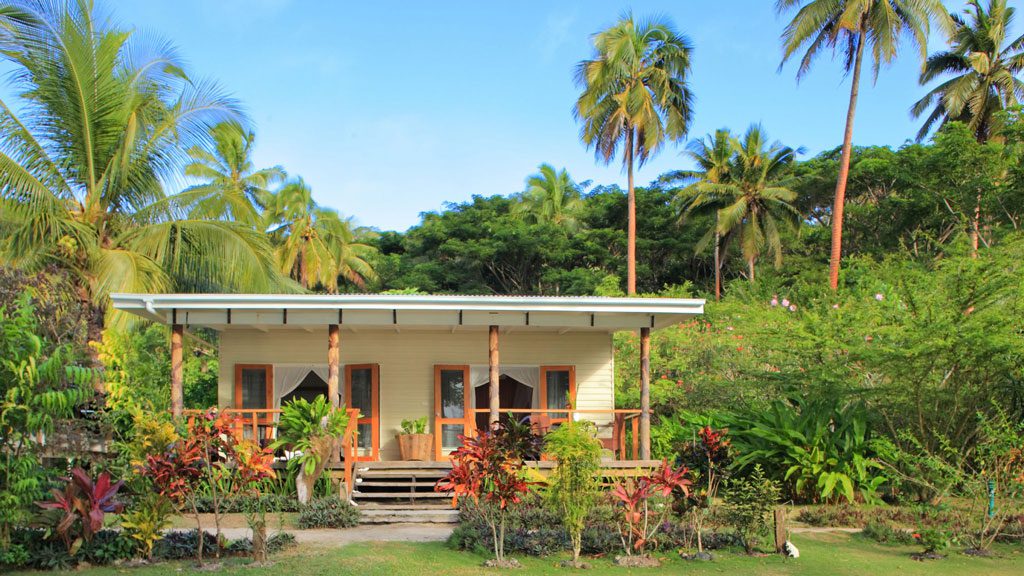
626,128,637,295
970,191,981,258
713,222,721,301
827,28,866,291
748,257,755,283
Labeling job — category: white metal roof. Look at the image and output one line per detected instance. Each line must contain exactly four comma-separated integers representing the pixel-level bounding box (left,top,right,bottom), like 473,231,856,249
110,293,704,332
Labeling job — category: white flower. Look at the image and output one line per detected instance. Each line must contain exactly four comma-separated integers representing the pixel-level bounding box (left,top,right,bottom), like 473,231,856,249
770,296,779,306
832,304,839,309
788,304,797,312
874,293,884,301
781,298,790,307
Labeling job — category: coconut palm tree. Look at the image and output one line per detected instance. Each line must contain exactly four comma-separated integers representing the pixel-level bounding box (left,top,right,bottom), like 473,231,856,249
913,0,1024,143
265,178,377,292
675,125,801,283
912,0,1023,257
512,163,585,230
181,122,286,228
0,0,291,342
574,12,694,294
776,0,952,290
663,129,734,300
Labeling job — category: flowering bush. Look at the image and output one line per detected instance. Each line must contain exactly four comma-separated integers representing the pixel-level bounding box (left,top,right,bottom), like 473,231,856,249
912,528,950,555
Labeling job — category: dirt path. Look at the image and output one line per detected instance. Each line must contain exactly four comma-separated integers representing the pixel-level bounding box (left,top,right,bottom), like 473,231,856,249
173,523,454,545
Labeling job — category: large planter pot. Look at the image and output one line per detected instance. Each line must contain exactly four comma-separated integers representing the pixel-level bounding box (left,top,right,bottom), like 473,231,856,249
397,433,434,461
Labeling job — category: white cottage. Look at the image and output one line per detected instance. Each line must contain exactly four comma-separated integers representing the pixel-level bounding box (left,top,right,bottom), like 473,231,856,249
112,293,704,463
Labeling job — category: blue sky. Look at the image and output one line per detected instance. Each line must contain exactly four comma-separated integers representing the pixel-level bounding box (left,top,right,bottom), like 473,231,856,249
103,0,956,231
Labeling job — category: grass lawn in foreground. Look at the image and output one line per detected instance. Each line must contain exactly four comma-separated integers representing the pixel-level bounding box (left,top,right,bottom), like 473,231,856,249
8,532,1023,575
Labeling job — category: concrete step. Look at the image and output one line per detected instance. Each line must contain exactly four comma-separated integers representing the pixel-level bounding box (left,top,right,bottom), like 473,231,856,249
352,490,449,499
358,502,453,510
359,508,459,524
357,461,453,470
358,480,442,488
358,469,449,479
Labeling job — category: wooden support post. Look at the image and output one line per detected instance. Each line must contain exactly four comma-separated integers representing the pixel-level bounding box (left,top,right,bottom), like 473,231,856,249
327,324,340,408
774,508,787,553
171,324,184,419
328,324,341,463
489,325,500,429
639,326,651,460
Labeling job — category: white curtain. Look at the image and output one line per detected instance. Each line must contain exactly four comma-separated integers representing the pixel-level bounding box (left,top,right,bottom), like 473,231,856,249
273,364,330,408
469,365,540,409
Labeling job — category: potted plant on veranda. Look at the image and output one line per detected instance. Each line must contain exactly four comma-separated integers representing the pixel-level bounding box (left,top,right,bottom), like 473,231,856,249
396,417,433,461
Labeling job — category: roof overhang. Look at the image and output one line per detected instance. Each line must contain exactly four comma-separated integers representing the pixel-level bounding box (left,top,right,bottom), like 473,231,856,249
110,293,704,332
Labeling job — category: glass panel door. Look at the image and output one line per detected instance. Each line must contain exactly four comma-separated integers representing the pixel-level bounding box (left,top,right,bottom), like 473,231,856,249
234,364,273,442
434,365,470,459
345,364,379,461
540,366,576,426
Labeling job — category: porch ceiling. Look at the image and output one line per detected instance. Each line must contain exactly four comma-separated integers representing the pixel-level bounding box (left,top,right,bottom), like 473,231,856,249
110,293,704,331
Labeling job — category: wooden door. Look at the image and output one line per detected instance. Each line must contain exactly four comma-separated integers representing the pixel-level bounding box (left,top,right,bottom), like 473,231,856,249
345,364,379,461
540,365,576,427
234,364,274,441
434,365,471,460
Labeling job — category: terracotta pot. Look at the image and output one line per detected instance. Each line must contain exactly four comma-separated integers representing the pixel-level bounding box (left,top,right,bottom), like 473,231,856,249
397,433,434,461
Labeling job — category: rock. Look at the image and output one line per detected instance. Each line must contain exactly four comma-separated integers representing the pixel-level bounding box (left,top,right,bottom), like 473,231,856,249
482,558,522,569
559,560,591,569
613,555,661,568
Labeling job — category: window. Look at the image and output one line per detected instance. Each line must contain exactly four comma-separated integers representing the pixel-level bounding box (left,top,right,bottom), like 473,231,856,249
234,364,273,410
540,366,576,425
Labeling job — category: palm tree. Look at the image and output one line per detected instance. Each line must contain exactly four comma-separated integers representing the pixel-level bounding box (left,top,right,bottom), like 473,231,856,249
0,0,291,343
574,12,694,294
912,0,1023,257
776,0,951,290
662,129,734,300
181,122,286,228
512,163,585,230
913,0,1024,143
265,178,377,292
675,125,801,283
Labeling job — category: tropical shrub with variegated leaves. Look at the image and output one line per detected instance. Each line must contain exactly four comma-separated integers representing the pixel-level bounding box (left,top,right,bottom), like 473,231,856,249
435,424,535,564
610,460,691,556
35,468,124,555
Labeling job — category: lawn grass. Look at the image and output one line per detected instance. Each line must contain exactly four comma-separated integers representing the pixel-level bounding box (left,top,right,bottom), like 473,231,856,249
8,532,1023,575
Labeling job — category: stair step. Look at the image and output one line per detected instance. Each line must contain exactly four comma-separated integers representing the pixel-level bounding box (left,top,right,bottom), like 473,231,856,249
357,502,453,510
357,461,453,470
352,491,450,499
358,470,449,479
359,509,459,524
358,480,441,488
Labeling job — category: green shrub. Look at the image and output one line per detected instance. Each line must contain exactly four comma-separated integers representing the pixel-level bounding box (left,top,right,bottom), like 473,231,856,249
914,527,950,554
226,532,296,554
400,417,428,434
296,496,360,529
544,421,603,563
795,505,867,527
861,521,915,545
151,530,219,561
723,465,781,553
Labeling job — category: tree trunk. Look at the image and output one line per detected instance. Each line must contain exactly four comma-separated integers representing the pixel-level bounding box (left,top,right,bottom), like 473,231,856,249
626,128,637,295
713,226,721,301
970,191,981,258
639,327,651,460
748,257,755,284
827,28,866,291
296,435,334,504
251,516,268,564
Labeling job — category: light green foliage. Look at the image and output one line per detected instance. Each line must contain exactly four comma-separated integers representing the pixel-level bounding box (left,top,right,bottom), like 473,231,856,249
0,293,94,545
544,421,603,563
0,1,294,319
400,417,428,435
273,396,350,477
511,164,585,231
727,397,886,504
119,494,174,560
723,465,782,553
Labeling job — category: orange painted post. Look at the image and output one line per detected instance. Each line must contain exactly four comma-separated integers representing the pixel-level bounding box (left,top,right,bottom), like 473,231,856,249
170,324,184,419
488,325,500,428
639,326,651,460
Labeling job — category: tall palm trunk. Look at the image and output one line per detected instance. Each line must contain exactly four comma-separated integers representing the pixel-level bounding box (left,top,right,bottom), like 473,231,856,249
747,257,755,284
713,226,721,301
827,27,866,291
970,192,981,258
626,128,637,295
